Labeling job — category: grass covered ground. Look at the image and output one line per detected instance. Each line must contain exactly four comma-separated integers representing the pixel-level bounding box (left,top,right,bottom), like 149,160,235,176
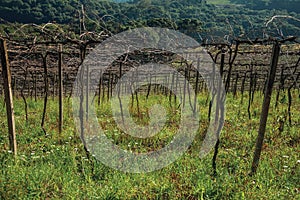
0,91,299,199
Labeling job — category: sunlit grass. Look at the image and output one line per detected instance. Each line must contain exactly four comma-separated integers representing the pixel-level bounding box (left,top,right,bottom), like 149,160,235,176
0,90,299,199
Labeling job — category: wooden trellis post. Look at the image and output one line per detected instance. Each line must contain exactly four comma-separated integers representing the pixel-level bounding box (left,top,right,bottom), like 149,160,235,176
251,41,280,175
58,44,63,135
41,53,49,135
0,38,17,155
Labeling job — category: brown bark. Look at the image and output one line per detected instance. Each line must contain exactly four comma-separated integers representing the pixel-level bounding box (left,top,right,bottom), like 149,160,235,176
251,42,280,175
41,54,49,135
0,38,17,155
58,45,63,135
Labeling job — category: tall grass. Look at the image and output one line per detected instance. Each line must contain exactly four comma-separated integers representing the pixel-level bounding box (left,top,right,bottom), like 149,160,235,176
0,91,299,199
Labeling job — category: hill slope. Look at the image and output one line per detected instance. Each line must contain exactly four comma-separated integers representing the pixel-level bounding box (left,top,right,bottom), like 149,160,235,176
0,0,299,39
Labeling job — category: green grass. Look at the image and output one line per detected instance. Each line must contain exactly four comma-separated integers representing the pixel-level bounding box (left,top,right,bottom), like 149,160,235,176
0,90,299,199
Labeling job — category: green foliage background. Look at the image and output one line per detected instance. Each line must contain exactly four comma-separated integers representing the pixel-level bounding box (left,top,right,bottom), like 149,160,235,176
0,0,299,39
